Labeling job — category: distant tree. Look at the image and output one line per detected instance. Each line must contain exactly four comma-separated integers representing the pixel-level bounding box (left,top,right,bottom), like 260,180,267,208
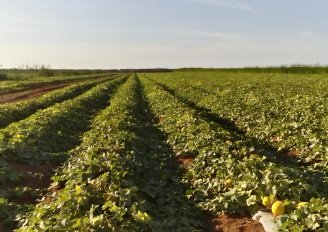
38,65,55,77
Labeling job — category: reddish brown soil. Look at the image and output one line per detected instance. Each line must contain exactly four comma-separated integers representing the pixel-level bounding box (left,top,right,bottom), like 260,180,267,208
7,162,58,205
178,156,194,166
0,83,73,104
0,74,110,105
0,223,10,232
154,115,165,123
205,214,265,232
10,162,57,173
7,193,38,205
287,149,300,158
0,162,60,230
7,172,51,190
10,162,57,189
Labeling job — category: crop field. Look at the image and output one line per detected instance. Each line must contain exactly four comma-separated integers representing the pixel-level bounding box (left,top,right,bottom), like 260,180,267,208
0,70,327,231
0,71,110,95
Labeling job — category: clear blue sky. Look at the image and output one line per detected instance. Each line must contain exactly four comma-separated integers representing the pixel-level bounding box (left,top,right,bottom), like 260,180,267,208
1,0,328,69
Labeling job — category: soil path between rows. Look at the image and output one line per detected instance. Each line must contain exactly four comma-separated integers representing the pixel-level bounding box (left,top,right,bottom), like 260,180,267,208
0,81,81,104
205,214,265,232
0,162,61,232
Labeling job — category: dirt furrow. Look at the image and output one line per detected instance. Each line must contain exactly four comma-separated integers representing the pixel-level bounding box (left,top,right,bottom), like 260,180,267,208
0,79,89,105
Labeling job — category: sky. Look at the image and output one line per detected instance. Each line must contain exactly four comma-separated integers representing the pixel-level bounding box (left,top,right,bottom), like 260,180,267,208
1,0,328,69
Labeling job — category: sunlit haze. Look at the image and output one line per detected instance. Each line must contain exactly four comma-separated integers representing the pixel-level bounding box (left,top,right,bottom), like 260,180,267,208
1,0,328,69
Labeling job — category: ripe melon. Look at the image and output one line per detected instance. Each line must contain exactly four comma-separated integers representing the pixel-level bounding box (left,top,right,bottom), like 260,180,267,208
272,201,285,216
262,196,271,207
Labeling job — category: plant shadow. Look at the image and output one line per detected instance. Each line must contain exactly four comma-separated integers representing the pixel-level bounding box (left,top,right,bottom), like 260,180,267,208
122,77,208,231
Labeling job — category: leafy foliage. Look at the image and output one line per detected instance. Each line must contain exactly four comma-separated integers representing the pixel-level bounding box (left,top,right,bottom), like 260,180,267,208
0,75,117,128
0,76,126,228
0,71,327,231
18,75,203,231
140,73,328,231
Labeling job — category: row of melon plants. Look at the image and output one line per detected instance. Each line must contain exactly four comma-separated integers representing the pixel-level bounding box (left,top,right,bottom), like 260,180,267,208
0,74,120,128
0,76,126,229
17,75,203,231
140,75,328,231
146,73,328,174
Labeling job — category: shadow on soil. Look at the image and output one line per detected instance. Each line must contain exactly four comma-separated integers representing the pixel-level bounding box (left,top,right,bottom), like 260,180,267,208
121,77,208,231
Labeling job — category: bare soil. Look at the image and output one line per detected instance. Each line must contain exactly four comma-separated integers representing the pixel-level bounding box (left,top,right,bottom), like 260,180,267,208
7,162,58,205
10,162,57,173
0,83,73,104
287,149,300,158
178,156,194,166
2,162,57,231
205,214,265,232
7,193,38,205
0,74,109,104
10,162,56,189
0,223,10,232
